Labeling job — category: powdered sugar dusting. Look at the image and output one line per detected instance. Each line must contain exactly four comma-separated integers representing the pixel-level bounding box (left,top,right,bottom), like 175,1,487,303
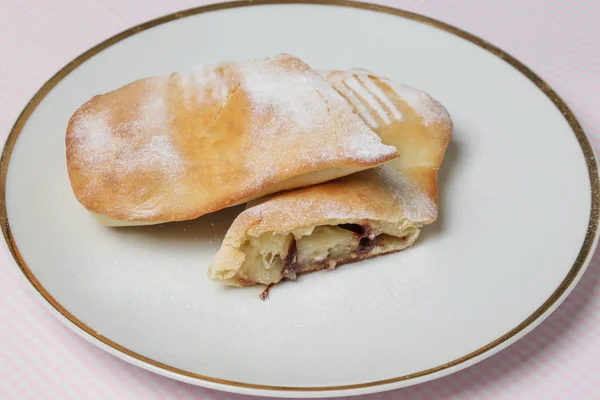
376,164,436,221
178,63,230,106
233,55,396,190
387,81,449,126
76,112,111,153
237,58,327,142
72,79,184,186
245,194,379,235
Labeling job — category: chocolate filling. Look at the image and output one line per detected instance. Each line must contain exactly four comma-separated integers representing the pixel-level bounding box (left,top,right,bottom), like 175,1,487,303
357,236,379,254
259,284,273,301
338,223,366,235
281,240,298,280
281,225,381,281
338,224,378,254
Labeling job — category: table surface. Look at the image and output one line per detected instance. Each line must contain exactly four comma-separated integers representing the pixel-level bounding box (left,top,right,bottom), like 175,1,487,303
1,0,599,399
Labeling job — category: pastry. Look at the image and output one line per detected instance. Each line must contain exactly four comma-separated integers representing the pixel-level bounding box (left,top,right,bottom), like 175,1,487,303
208,69,452,286
66,54,398,226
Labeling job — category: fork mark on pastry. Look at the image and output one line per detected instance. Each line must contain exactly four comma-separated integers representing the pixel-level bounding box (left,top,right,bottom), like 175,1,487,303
356,75,403,121
344,76,392,125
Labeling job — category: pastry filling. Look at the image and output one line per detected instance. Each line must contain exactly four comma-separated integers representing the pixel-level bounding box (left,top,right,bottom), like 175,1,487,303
237,224,415,284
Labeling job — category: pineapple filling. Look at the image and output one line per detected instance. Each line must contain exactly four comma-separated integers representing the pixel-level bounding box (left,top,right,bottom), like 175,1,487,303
238,224,414,284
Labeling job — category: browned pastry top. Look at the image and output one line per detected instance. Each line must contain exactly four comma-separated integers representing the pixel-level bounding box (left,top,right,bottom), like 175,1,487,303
66,54,398,223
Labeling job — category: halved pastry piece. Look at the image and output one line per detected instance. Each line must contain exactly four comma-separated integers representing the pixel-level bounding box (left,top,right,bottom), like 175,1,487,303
208,69,452,286
66,54,398,226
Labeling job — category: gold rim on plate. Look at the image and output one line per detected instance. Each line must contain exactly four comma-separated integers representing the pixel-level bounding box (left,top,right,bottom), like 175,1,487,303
1,0,598,393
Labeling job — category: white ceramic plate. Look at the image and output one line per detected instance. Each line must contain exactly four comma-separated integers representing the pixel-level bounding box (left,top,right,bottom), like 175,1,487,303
3,1,599,397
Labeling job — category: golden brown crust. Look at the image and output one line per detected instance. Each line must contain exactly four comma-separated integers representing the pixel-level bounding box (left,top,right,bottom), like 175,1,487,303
66,54,398,224
321,69,453,204
221,170,415,247
208,69,453,286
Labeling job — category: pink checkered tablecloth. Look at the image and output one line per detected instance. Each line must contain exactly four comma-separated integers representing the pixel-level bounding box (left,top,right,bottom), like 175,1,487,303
1,0,599,399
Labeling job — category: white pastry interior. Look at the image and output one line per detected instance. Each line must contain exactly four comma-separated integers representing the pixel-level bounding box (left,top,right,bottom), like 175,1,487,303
218,222,420,286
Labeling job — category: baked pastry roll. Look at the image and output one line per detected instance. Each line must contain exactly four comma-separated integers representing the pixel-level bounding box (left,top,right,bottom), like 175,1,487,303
208,69,452,286
66,54,398,226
